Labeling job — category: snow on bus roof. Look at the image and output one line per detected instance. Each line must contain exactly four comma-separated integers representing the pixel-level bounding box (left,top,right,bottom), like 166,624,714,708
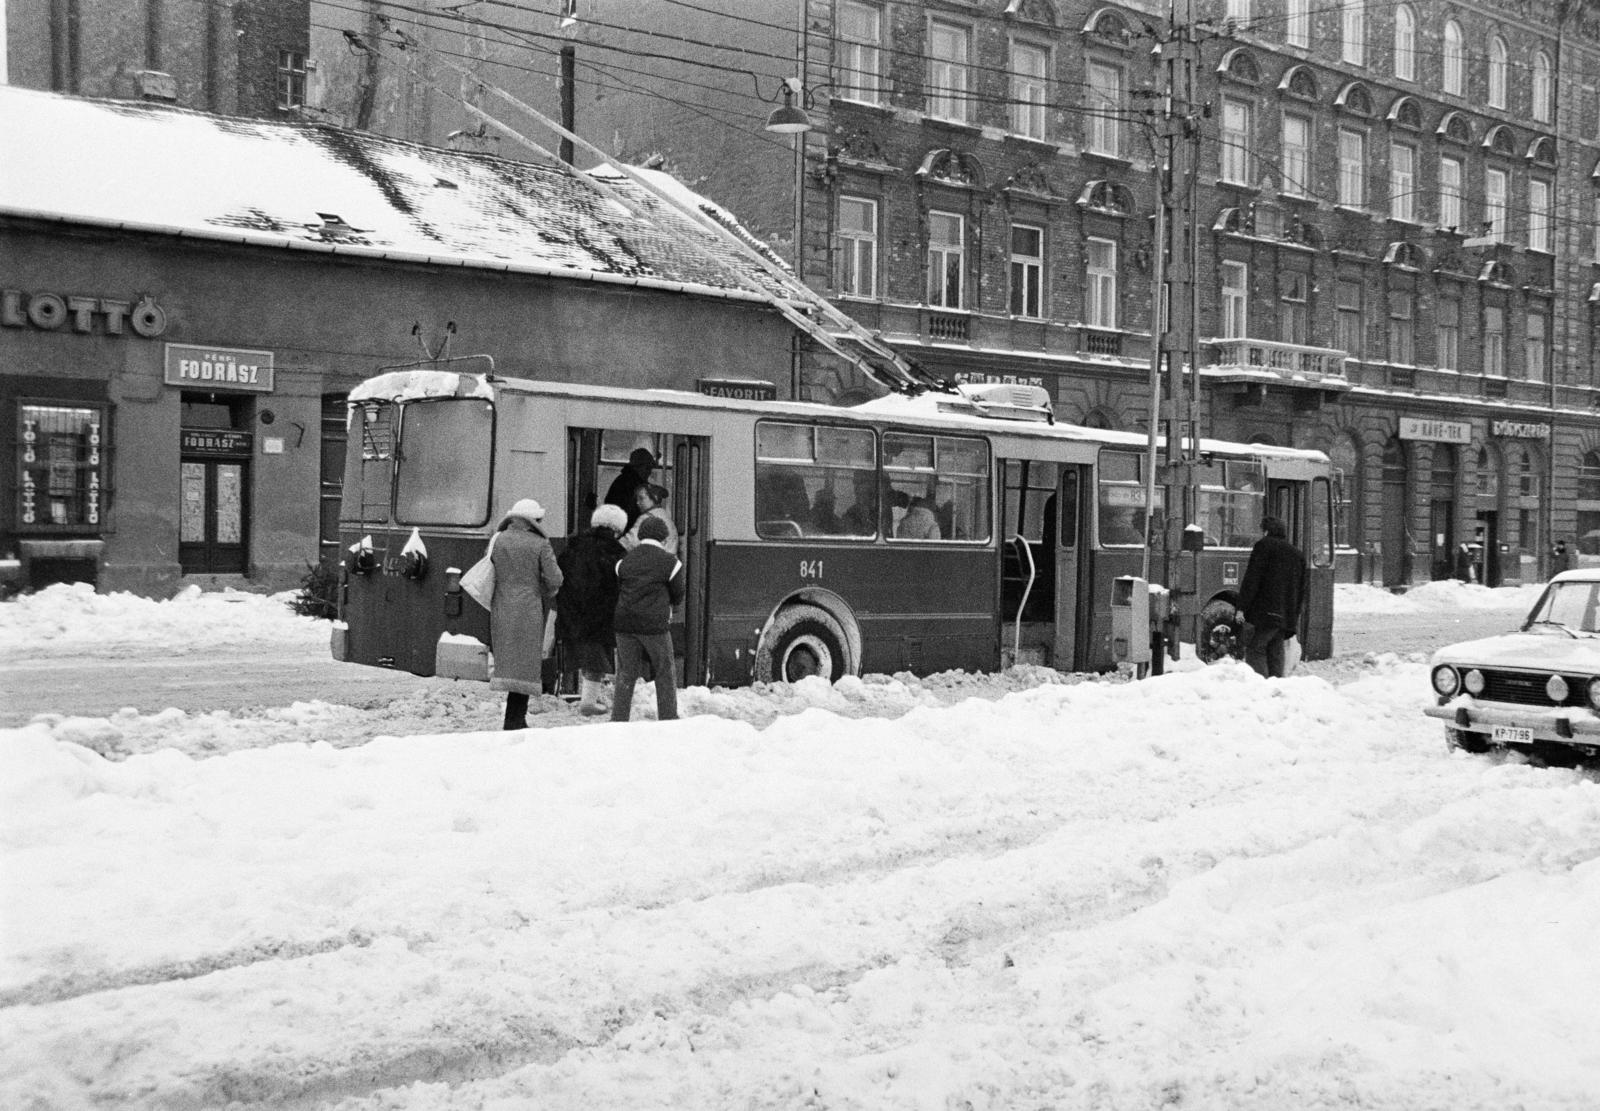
347,371,494,404
0,86,800,307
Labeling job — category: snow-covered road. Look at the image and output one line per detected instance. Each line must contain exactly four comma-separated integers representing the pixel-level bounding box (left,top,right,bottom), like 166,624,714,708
5,581,1598,1110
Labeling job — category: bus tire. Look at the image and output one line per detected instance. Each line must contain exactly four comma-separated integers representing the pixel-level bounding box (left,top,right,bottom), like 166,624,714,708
1197,599,1243,664
756,604,850,684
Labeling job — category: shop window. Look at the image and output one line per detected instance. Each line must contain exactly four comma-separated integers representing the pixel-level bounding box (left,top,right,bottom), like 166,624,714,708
1577,451,1600,558
18,402,109,531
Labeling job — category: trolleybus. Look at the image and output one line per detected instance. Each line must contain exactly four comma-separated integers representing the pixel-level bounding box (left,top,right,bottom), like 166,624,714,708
332,363,1335,686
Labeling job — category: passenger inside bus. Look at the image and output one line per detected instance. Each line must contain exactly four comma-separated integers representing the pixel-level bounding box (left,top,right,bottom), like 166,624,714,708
1102,508,1142,545
835,470,879,537
756,469,811,537
895,489,942,540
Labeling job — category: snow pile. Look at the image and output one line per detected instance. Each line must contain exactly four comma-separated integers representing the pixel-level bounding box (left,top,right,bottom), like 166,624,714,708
0,582,322,653
4,652,1600,1109
1335,578,1544,615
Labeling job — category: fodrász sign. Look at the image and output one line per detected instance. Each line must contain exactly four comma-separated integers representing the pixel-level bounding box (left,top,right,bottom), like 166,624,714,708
164,344,275,393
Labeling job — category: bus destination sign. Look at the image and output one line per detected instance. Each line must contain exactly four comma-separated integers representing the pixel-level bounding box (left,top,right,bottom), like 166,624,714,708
697,378,776,401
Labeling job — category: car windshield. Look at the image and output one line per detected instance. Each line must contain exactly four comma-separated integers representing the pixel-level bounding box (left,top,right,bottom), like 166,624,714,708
1523,580,1600,634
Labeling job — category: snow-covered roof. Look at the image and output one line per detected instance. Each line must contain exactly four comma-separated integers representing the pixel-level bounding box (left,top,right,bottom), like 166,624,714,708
0,86,797,306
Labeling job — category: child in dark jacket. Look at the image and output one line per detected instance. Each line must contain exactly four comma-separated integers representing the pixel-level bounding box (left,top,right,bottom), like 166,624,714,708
611,513,686,721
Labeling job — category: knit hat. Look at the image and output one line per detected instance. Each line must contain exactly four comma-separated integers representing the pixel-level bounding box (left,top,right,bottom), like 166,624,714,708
637,514,670,543
505,498,545,523
628,447,657,470
590,504,627,533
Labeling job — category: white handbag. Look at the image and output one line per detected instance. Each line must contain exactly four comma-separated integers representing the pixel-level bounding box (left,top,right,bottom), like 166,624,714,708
460,535,497,609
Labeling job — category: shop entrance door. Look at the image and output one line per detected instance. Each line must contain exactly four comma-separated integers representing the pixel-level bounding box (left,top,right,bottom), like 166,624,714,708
180,431,251,574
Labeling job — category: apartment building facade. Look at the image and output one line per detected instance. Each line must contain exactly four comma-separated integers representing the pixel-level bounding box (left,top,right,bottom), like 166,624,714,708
788,0,1600,586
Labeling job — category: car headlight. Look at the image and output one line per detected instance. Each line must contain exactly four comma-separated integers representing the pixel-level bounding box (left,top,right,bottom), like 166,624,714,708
1463,669,1486,695
1587,677,1600,711
1546,674,1570,703
1431,665,1460,696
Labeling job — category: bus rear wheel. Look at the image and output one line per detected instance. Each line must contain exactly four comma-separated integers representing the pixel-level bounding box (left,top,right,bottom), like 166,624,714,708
1197,599,1243,664
756,604,850,684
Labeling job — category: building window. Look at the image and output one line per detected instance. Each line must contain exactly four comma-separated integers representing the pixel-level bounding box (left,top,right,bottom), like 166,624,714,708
1394,6,1416,81
1527,312,1548,382
1342,0,1364,66
926,211,964,307
928,20,970,123
1285,0,1309,47
1221,97,1252,184
1489,36,1508,109
1280,272,1309,345
1388,290,1414,364
1336,280,1363,359
18,402,109,530
835,196,878,298
1011,41,1049,140
1085,237,1118,328
1533,51,1553,122
1282,113,1311,196
1443,22,1466,96
1579,453,1600,559
1439,156,1463,231
1484,306,1505,376
839,2,882,104
1437,296,1460,370
1225,0,1250,21
1010,224,1044,318
1529,179,1553,253
276,50,307,110
1485,168,1508,242
1594,196,1600,263
1389,142,1416,222
1220,261,1248,338
1338,128,1365,207
1086,61,1123,157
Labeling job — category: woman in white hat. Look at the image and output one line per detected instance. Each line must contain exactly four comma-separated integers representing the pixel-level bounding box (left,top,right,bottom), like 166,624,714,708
490,497,563,729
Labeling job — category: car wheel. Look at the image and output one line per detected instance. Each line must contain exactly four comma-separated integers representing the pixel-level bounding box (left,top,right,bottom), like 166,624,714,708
756,604,850,684
1446,728,1490,754
1197,599,1243,664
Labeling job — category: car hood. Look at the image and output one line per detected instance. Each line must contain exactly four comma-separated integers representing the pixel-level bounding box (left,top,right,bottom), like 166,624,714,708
1430,630,1600,669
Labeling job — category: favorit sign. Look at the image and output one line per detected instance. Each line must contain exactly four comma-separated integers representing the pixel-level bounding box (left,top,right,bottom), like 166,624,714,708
164,344,275,393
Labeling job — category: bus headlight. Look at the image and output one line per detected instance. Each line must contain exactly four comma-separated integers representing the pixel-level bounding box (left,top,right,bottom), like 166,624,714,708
1431,665,1460,697
1463,669,1486,695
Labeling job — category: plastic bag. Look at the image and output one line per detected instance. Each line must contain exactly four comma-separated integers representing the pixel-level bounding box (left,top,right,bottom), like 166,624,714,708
461,535,497,609
1282,634,1302,675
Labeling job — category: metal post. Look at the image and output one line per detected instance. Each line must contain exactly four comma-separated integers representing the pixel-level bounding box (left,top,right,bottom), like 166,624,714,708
559,44,575,165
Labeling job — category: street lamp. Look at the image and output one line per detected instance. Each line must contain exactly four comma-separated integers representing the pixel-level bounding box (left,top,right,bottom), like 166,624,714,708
765,79,812,134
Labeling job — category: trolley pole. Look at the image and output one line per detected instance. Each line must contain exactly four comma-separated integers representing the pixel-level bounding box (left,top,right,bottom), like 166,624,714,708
1151,0,1205,645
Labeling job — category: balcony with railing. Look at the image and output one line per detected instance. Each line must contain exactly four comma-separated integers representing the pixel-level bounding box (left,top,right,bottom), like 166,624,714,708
1202,336,1352,392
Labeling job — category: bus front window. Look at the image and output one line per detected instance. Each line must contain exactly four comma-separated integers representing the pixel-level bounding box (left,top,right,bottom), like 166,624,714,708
394,399,494,526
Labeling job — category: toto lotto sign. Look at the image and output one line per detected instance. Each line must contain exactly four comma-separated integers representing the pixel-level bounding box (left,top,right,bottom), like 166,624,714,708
164,344,275,393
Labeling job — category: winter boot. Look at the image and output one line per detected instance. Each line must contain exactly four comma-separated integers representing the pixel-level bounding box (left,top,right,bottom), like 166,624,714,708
578,676,608,716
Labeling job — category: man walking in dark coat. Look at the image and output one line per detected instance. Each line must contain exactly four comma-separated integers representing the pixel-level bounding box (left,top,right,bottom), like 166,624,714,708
611,513,686,722
1236,515,1307,679
604,447,658,530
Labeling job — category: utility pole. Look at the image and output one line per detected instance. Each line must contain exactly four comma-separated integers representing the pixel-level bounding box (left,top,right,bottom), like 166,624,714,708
1148,0,1206,642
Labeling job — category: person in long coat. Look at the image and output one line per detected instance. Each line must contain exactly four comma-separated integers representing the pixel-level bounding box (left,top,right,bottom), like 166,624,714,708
604,447,658,530
489,497,563,729
555,503,629,716
1236,515,1307,679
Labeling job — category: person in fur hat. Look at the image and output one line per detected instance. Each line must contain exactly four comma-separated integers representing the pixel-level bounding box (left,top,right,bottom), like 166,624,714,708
555,503,629,716
489,497,563,729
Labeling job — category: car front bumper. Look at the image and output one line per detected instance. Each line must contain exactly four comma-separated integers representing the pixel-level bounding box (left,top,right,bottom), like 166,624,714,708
1425,697,1600,747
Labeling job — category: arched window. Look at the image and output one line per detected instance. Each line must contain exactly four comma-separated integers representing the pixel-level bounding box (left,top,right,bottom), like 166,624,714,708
1533,51,1553,123
1394,6,1417,81
1388,96,1422,130
1578,451,1600,556
1336,82,1374,117
1529,137,1556,167
1444,22,1466,96
1489,36,1509,109
1219,48,1261,84
1485,125,1517,158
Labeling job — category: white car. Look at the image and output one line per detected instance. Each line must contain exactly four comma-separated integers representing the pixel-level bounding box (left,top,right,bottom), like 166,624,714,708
1425,568,1600,758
